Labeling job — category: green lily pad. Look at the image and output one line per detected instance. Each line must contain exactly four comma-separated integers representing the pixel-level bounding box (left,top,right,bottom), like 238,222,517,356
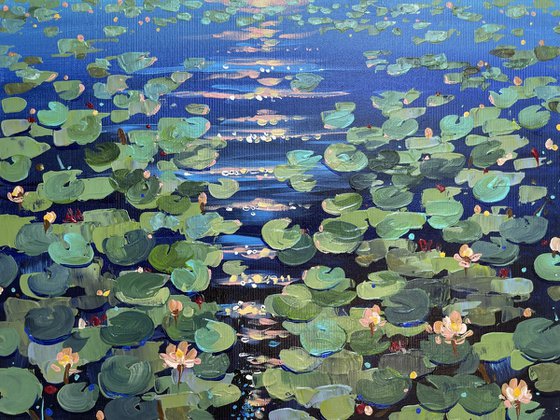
98,355,154,397
195,320,237,353
171,259,211,292
100,311,155,347
349,329,390,355
25,305,75,343
357,368,411,406
265,285,322,321
0,368,43,415
48,233,94,266
0,253,18,288
277,234,317,266
103,229,155,266
208,178,239,199
529,363,560,392
57,383,99,413
193,353,230,379
534,253,560,281
371,186,413,210
513,317,560,361
324,144,368,172
383,289,430,325
473,174,511,203
262,218,302,250
114,272,168,306
299,315,347,357
0,327,19,356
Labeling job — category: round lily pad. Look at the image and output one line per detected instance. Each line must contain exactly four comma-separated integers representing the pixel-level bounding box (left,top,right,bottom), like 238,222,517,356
499,216,548,244
104,397,159,420
193,352,230,379
0,253,18,287
114,272,168,305
171,259,211,293
0,327,19,356
27,263,71,297
103,229,155,266
277,234,317,266
371,186,413,210
195,320,237,353
48,233,94,267
261,218,302,250
57,383,99,413
25,305,75,344
0,368,43,415
534,253,560,281
357,368,411,407
473,174,510,203
100,311,155,347
99,355,154,398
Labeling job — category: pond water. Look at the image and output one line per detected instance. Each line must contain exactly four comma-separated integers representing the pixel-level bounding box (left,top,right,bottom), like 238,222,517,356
1,0,560,419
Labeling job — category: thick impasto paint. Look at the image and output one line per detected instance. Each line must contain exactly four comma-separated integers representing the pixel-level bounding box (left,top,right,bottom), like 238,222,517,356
1,0,560,419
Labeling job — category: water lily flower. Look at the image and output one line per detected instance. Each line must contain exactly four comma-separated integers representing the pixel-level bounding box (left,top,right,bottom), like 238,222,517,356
545,138,558,151
43,211,57,232
50,348,79,384
7,186,25,204
198,192,207,214
550,237,560,256
359,305,386,336
523,308,533,318
500,378,532,419
433,311,473,352
168,299,183,325
159,341,201,383
454,244,482,272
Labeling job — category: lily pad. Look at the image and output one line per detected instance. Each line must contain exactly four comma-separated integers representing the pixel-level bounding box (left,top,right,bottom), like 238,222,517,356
195,320,237,353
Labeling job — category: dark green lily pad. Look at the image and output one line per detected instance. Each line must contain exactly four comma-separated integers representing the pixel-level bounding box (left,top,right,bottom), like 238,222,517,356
100,311,155,347
99,355,153,397
57,383,99,413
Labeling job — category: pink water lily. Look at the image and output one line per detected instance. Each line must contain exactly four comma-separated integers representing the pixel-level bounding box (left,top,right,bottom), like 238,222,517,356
433,311,473,353
359,305,386,336
500,378,532,419
168,299,183,325
50,347,79,384
453,244,482,270
550,237,560,256
160,341,201,383
7,186,25,204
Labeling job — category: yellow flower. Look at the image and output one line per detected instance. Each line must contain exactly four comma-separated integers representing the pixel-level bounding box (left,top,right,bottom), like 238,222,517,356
7,186,25,203
43,211,57,224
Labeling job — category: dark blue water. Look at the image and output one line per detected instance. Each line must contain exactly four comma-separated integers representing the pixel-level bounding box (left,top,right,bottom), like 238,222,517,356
1,1,560,419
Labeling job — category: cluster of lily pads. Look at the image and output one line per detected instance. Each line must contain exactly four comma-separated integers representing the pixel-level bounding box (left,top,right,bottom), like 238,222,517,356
1,0,560,419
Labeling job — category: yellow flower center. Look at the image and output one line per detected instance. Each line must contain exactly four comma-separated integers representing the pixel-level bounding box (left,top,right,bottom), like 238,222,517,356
175,349,185,359
513,387,521,398
59,355,72,366
450,322,461,333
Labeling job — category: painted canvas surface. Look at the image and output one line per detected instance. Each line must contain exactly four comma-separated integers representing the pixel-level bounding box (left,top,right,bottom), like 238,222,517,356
1,0,560,419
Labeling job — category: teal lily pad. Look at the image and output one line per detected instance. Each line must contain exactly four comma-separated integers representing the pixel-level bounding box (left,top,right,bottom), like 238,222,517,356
48,233,94,267
98,355,154,397
0,253,18,287
100,311,155,347
195,320,237,353
357,368,411,406
0,368,43,415
171,259,211,292
114,272,168,306
57,383,99,413
534,253,560,281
